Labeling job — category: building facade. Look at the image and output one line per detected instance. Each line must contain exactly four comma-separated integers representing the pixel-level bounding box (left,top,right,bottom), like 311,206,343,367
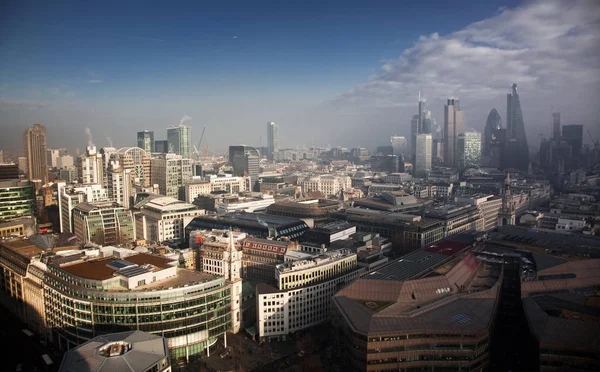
151,153,193,199
300,175,352,197
444,99,463,168
137,130,155,154
458,131,482,172
505,84,530,171
25,124,48,184
167,125,192,159
229,146,260,190
0,179,36,221
267,122,279,161
414,134,432,177
73,201,135,245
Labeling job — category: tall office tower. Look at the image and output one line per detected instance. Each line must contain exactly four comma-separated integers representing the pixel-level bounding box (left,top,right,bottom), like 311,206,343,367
414,134,432,177
107,160,131,209
154,140,169,153
443,99,463,168
150,153,193,199
457,131,482,172
391,136,408,157
77,146,104,184
482,109,502,157
552,113,561,140
137,130,155,153
267,121,279,161
410,114,420,157
422,110,433,134
229,145,260,191
506,83,529,171
562,125,583,169
24,124,48,184
167,125,191,159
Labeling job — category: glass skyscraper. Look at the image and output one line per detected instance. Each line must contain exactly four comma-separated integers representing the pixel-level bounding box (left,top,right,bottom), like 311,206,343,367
443,99,463,168
267,122,279,161
137,130,155,153
167,125,192,159
506,84,529,171
415,134,432,177
458,131,482,172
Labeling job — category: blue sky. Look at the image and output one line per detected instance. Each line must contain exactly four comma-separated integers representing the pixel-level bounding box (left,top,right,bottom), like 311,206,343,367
1,0,599,154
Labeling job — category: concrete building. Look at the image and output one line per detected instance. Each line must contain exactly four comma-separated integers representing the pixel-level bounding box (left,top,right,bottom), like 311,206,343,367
77,146,104,185
167,125,192,159
240,237,296,284
73,201,135,246
256,248,362,341
184,174,251,203
215,194,275,214
267,121,279,161
134,195,204,244
414,134,432,177
25,124,48,184
57,154,74,169
455,194,502,231
300,175,352,197
58,331,171,372
444,99,463,168
424,203,484,237
47,148,67,169
457,131,482,172
137,130,155,154
58,183,108,234
0,163,19,180
151,153,193,199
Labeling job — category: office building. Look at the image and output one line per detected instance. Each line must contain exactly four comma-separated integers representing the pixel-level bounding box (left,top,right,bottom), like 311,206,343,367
112,147,152,188
155,140,169,154
562,124,583,168
77,146,104,185
552,112,561,140
300,175,352,197
137,130,155,153
215,194,275,214
332,239,500,372
267,122,279,161
454,194,502,231
265,199,341,226
229,145,260,190
457,131,482,172
73,201,135,245
106,160,132,209
134,194,204,244
58,331,171,372
167,125,192,159
414,134,432,177
482,108,502,159
443,99,463,168
0,163,19,180
422,109,433,134
59,167,78,184
18,156,28,175
57,183,108,233
370,155,403,174
0,179,36,221
0,239,235,362
150,153,193,199
47,148,67,169
390,136,408,157
184,174,250,203
505,83,530,171
25,124,48,184
56,154,74,169
410,114,419,158
257,249,362,342
375,146,393,156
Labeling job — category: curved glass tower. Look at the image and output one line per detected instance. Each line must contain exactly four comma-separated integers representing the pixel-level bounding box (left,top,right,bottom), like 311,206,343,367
483,109,502,156
506,84,529,171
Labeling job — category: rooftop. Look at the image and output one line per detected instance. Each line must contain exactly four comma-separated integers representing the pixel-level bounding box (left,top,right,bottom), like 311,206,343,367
59,253,176,281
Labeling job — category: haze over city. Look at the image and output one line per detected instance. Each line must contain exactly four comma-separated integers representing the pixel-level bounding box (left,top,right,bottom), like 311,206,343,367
1,0,599,154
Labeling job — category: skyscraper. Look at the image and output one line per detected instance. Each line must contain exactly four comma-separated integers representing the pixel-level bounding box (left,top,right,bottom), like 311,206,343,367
562,124,583,169
422,110,433,134
229,145,260,191
267,122,279,161
414,134,432,177
154,140,169,154
410,115,419,158
483,108,502,157
552,113,561,140
137,130,155,153
390,136,408,157
24,124,48,184
443,99,463,168
457,131,482,172
167,125,191,159
505,84,529,171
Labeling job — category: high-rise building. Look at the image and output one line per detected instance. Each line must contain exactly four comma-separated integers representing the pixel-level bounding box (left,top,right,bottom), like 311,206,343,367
390,136,408,157
107,160,132,209
77,146,104,184
457,131,482,172
137,130,155,153
422,109,433,134
167,125,191,159
443,99,463,168
73,201,135,245
150,153,193,199
415,134,432,177
24,124,48,184
505,84,529,171
154,140,169,153
229,145,260,191
267,122,279,161
552,113,561,140
483,108,502,157
410,114,419,158
562,124,583,169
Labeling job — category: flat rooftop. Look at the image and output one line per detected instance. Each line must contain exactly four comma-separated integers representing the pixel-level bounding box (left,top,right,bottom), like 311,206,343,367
60,253,176,281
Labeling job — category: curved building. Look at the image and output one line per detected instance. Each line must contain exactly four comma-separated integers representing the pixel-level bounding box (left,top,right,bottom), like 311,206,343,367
483,109,502,157
505,84,529,171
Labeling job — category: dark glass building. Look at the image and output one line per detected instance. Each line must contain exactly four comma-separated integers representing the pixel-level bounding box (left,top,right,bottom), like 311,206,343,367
505,84,530,171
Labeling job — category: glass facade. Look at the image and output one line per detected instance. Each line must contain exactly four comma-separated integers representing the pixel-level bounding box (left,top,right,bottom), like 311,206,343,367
0,180,36,220
167,125,192,160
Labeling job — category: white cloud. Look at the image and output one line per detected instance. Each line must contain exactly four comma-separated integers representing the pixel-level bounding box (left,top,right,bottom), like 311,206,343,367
328,0,600,144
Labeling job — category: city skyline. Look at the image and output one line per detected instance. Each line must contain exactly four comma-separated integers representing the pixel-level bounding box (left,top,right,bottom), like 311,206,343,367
1,0,599,155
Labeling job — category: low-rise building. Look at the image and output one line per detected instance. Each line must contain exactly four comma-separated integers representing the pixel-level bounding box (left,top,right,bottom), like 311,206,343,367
455,194,503,231
265,198,341,227
300,175,352,197
424,203,484,237
215,194,275,213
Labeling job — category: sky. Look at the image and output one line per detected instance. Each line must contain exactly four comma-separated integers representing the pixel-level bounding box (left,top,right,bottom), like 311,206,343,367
1,0,599,156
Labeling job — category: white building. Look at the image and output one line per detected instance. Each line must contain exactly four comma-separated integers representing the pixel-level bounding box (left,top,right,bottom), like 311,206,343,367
77,146,104,184
256,249,362,341
134,195,204,244
184,174,250,203
300,175,352,197
57,155,74,169
58,183,108,233
414,134,432,177
151,153,193,198
107,160,132,209
455,194,503,231
215,194,275,213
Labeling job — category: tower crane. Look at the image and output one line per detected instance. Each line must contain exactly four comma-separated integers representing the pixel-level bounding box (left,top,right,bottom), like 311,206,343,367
587,129,599,149
193,126,206,158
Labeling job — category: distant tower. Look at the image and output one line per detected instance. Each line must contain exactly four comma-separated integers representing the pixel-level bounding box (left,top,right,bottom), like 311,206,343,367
167,125,192,159
457,131,482,173
414,134,432,177
498,171,515,226
267,122,279,161
505,84,529,171
552,113,561,140
25,124,48,184
137,130,155,153
444,99,463,168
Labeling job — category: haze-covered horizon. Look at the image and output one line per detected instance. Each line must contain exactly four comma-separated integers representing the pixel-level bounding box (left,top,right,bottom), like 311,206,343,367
1,0,599,156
